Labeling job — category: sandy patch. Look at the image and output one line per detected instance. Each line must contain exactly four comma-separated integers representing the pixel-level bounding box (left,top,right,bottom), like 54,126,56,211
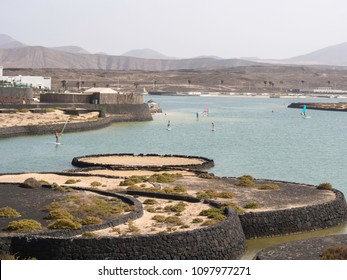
92,197,211,237
82,169,196,177
78,155,206,167
0,110,99,128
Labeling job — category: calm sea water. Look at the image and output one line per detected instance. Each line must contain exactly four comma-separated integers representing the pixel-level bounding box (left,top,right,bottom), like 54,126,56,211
1,95,346,258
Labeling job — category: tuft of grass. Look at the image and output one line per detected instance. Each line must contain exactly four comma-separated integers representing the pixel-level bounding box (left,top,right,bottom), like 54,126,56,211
258,184,280,190
201,219,219,226
64,179,79,184
243,201,260,209
235,175,255,187
127,219,141,236
196,189,233,199
48,219,82,230
152,215,166,223
191,218,204,224
6,219,42,232
199,208,226,221
164,202,187,213
321,245,347,260
119,176,147,186
317,182,333,190
0,207,21,218
81,216,102,225
90,181,102,187
221,202,245,214
143,199,158,205
81,231,98,238
45,209,73,220
198,173,219,179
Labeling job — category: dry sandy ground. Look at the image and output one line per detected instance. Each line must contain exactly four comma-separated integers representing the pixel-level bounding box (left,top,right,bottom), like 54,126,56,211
78,155,206,167
0,171,336,237
0,110,99,128
0,172,211,236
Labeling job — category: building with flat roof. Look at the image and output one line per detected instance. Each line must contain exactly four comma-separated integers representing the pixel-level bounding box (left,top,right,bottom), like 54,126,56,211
0,66,51,90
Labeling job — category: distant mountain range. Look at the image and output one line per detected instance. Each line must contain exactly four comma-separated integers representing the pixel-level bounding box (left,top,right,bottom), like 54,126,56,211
1,33,347,69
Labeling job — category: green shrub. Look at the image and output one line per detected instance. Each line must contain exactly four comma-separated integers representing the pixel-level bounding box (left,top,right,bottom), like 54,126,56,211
198,173,218,179
244,201,260,209
81,216,102,225
191,218,203,224
173,185,187,193
90,181,102,187
317,182,333,190
143,199,158,205
164,216,184,226
258,184,280,190
235,174,254,187
21,177,42,188
217,191,234,199
321,245,347,260
119,176,146,186
0,207,21,218
148,173,182,183
152,215,166,223
81,232,98,238
196,189,233,199
48,219,82,230
199,208,226,221
6,219,42,232
201,220,219,226
221,202,245,214
64,179,78,184
46,209,73,220
164,202,187,213
127,219,141,235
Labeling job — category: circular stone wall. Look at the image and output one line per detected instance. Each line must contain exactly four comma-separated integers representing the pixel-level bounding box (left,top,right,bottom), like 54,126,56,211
72,153,214,170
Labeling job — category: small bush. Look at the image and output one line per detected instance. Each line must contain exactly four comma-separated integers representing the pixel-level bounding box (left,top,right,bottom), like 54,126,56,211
148,173,182,183
6,219,42,232
48,219,82,230
21,177,42,188
173,185,187,193
46,209,73,220
317,182,333,190
164,216,184,226
243,201,260,209
152,215,166,223
81,232,98,238
235,174,255,187
321,245,347,260
127,219,141,235
164,202,186,213
0,207,21,218
64,179,78,184
81,216,102,225
191,218,203,224
119,176,146,186
258,184,280,190
221,202,245,214
90,181,102,187
196,189,233,199
198,173,218,179
143,199,158,205
199,208,226,221
201,220,219,226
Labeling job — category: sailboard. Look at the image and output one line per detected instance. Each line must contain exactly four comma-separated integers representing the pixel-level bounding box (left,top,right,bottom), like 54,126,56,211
202,104,209,116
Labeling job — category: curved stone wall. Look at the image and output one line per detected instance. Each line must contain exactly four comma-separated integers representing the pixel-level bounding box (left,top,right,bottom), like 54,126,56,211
239,190,347,239
71,153,215,170
0,190,246,260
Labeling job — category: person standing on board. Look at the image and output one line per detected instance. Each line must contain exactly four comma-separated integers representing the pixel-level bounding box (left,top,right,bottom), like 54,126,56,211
55,131,59,143
212,122,215,131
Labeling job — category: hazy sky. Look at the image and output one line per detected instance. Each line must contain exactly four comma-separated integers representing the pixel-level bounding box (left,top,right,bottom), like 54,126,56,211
1,0,347,59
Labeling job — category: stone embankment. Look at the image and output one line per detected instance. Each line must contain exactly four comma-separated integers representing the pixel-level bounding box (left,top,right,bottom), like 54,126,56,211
288,102,347,112
0,103,152,138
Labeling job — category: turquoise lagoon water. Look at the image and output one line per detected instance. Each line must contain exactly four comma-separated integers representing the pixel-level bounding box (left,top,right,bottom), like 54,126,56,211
1,95,346,258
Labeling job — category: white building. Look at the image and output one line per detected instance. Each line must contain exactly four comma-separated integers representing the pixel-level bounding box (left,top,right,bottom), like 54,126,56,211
0,66,51,90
